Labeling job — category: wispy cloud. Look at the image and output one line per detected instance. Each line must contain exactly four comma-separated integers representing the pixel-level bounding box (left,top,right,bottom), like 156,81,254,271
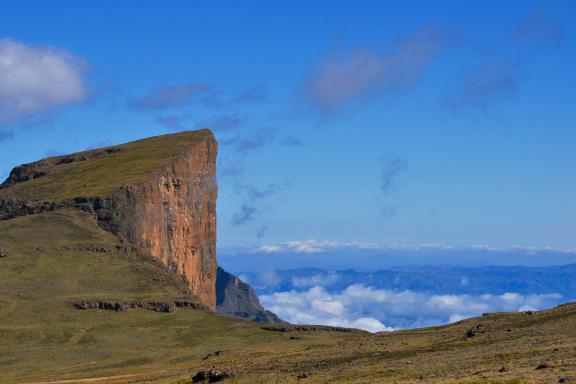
256,225,269,239
194,113,245,132
515,1,566,46
127,83,210,110
129,83,267,111
0,130,14,141
380,154,407,195
0,38,89,126
260,284,564,332
156,114,191,131
446,2,566,115
447,57,520,113
231,204,260,226
302,27,445,112
231,84,267,104
281,137,305,147
230,182,290,226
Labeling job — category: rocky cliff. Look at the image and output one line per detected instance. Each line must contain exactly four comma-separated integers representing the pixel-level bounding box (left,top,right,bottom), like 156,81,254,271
216,267,283,323
0,130,218,310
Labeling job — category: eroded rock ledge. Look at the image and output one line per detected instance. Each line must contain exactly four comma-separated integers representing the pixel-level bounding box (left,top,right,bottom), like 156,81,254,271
72,300,208,313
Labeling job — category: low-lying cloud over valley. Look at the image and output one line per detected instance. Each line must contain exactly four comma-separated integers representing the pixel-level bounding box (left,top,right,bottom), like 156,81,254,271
260,284,564,332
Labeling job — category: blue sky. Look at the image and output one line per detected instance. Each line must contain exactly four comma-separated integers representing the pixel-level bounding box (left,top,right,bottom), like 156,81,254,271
1,0,575,249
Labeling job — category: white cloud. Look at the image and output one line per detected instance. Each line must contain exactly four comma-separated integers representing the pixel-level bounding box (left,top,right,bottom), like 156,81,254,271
260,284,563,332
0,38,89,125
252,239,382,254
249,240,576,255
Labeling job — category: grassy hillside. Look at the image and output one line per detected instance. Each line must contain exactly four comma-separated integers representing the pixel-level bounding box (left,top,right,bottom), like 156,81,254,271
1,209,575,383
0,131,574,383
0,129,213,202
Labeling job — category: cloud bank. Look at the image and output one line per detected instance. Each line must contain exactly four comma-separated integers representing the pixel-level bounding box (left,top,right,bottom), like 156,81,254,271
249,239,576,255
260,285,563,332
0,38,89,126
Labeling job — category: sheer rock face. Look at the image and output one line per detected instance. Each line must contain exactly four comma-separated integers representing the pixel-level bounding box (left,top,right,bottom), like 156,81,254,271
118,140,218,310
0,130,218,310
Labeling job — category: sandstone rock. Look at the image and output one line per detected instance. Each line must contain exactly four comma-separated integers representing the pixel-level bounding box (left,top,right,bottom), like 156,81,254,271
0,130,218,310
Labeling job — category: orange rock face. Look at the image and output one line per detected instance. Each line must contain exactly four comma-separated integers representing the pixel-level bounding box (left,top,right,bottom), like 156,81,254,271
114,138,218,310
0,130,219,310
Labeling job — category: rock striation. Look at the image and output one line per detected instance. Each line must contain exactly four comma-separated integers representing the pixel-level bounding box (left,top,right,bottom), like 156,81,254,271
0,130,218,310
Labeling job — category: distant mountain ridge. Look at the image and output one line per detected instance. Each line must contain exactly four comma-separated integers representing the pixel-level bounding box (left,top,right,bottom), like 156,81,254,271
216,267,283,323
239,264,576,297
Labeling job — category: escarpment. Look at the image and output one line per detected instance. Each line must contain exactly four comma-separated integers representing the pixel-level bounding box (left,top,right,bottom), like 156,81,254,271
0,130,218,310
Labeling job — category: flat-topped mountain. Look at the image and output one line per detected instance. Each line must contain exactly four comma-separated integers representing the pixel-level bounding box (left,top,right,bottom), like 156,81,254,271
1,130,218,309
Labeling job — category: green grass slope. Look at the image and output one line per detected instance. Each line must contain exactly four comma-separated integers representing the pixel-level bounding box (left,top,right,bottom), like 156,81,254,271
0,210,575,383
0,209,291,383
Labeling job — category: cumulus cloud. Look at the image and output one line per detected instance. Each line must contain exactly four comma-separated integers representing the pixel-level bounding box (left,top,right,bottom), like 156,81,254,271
303,27,445,111
0,38,89,126
260,286,392,332
260,284,564,332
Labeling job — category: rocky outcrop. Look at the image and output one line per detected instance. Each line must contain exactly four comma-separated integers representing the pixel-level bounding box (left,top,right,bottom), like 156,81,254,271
71,300,207,313
216,267,283,323
260,324,365,333
0,130,218,310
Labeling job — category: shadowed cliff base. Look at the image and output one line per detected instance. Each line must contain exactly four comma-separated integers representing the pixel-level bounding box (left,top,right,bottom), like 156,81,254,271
216,267,284,323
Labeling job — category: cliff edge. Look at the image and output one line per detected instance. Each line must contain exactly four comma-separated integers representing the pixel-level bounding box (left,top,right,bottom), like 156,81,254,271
0,129,218,310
